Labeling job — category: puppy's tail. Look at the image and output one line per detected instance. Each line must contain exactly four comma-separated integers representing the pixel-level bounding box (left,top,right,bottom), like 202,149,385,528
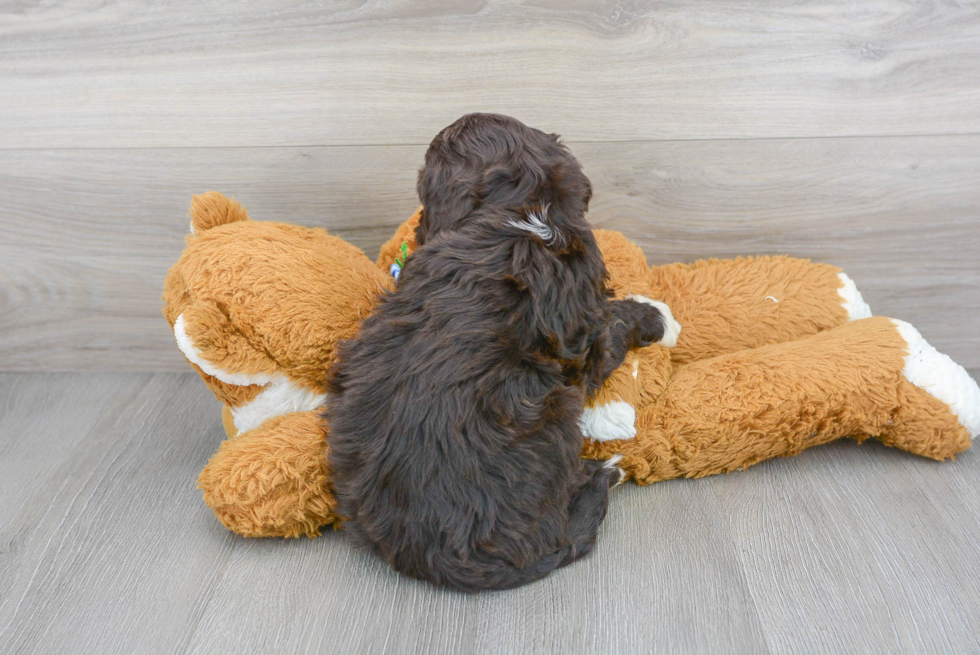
437,460,617,592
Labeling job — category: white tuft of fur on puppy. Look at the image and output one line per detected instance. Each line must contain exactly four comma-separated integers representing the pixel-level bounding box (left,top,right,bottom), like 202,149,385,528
837,272,872,320
506,204,562,246
579,401,637,442
625,294,682,347
892,319,980,439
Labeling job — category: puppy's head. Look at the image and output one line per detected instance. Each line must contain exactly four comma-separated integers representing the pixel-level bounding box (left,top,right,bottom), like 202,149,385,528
415,113,592,249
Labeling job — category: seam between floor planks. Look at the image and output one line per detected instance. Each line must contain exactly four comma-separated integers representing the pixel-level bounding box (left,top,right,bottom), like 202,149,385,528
1,130,980,152
4,1,980,147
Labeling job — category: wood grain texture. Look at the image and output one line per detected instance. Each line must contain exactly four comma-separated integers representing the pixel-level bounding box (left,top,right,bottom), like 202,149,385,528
0,373,235,655
186,475,769,654
2,0,980,148
1,372,978,653
0,375,110,522
2,136,977,371
711,437,980,654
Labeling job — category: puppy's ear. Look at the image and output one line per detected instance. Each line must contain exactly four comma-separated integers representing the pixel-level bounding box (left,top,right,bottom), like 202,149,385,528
415,163,480,246
507,185,593,255
507,231,608,364
507,153,594,253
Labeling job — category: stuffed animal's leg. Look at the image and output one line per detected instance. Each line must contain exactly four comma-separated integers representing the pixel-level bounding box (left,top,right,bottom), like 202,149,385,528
647,256,871,365
591,317,977,484
876,320,979,459
197,411,338,538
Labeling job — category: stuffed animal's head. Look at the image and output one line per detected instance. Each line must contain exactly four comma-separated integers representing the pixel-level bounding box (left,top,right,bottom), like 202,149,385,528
162,192,392,434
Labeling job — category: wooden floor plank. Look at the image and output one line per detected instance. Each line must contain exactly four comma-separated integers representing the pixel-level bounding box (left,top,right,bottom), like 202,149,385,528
469,480,770,654
0,373,236,655
2,373,978,653
938,368,980,540
0,373,142,529
2,135,977,372
184,534,475,654
186,472,769,654
712,438,980,654
2,1,979,148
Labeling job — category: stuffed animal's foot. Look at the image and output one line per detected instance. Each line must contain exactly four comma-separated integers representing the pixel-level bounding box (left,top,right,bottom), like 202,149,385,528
580,401,637,443
582,316,977,485
836,272,872,320
640,256,872,365
876,320,979,459
625,295,682,347
197,411,338,538
892,320,980,438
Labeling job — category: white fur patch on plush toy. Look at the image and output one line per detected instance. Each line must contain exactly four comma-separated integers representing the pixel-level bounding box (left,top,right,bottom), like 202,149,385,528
231,379,328,433
893,319,980,439
580,401,637,442
837,272,872,321
625,294,682,348
174,314,276,386
174,313,327,432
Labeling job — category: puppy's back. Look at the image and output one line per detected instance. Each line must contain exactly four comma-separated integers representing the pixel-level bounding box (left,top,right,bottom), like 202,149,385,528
325,219,612,591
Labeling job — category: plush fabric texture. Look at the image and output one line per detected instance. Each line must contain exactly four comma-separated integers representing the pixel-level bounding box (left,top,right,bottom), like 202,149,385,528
197,411,337,537
163,192,391,396
648,255,852,365
580,317,971,482
164,192,978,538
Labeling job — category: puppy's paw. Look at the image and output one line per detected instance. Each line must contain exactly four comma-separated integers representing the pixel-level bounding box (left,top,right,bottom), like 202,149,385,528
602,454,627,487
625,295,682,348
583,457,625,488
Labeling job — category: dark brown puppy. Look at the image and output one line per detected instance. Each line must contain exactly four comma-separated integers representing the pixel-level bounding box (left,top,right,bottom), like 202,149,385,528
325,114,675,592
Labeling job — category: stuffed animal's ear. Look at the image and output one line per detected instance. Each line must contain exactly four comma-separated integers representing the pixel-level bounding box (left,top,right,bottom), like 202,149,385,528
188,192,250,235
173,302,279,386
376,207,421,272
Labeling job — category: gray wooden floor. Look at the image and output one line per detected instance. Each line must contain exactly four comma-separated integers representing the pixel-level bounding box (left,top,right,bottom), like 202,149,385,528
2,371,979,655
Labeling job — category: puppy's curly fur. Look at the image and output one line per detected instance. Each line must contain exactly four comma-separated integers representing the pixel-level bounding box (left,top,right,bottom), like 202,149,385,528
325,114,668,591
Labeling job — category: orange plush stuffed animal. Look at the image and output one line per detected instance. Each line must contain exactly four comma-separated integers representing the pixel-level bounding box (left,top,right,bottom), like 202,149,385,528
163,192,979,538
